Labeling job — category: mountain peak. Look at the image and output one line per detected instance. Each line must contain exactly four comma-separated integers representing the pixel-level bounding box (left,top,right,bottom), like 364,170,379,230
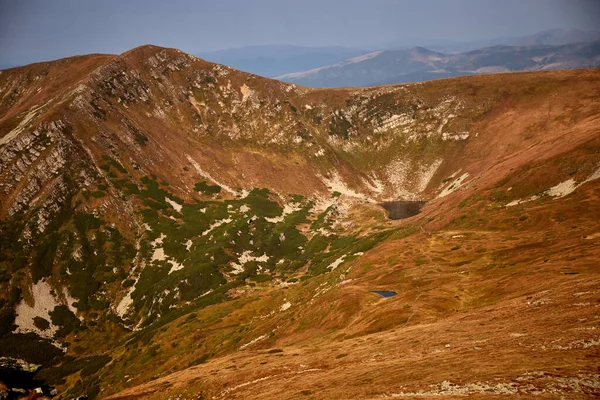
121,43,170,55
409,46,436,53
118,44,188,65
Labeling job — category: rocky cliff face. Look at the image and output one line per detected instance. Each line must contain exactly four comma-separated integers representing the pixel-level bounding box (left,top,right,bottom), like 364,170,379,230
1,46,599,399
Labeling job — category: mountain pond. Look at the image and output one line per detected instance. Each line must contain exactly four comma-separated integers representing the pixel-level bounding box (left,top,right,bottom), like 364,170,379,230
379,201,426,220
370,291,397,297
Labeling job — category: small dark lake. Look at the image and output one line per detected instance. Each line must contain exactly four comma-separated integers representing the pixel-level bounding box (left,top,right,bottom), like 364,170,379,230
370,291,397,297
380,201,426,220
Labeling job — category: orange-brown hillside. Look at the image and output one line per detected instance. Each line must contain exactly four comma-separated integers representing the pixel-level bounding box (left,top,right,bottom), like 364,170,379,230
0,46,599,399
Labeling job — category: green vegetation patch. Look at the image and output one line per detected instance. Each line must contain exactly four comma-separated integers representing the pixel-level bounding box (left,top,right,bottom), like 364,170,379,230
194,181,222,195
33,316,50,331
49,305,81,337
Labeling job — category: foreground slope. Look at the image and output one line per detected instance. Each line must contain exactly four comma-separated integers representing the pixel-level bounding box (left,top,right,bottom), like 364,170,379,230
0,46,599,398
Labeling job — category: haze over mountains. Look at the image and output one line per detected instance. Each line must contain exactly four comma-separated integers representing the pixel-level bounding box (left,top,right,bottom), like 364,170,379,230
0,42,599,398
195,28,600,87
198,45,368,78
278,40,600,88
385,27,600,53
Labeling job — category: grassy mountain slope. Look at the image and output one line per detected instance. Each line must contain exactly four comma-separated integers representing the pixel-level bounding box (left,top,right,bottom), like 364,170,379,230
0,46,599,398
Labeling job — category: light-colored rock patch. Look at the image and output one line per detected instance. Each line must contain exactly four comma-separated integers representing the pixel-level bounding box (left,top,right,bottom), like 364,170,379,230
548,165,600,198
506,195,540,207
151,234,167,261
14,281,62,338
388,380,518,397
363,174,385,195
507,164,600,206
438,172,470,198
167,260,185,274
442,131,470,140
373,114,413,135
239,333,268,350
385,159,441,199
151,233,186,274
418,159,442,193
265,202,302,223
116,284,136,318
0,105,43,146
202,218,232,236
186,154,238,195
230,251,270,275
328,256,346,271
321,171,371,201
547,179,578,198
165,196,182,212
240,84,254,103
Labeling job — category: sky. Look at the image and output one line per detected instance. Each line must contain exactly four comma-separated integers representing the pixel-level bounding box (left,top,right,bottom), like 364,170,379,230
1,0,599,67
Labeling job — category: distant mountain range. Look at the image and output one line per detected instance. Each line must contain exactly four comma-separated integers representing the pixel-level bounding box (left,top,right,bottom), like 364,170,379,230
277,40,600,88
387,28,600,53
492,28,600,47
193,29,600,83
197,45,368,77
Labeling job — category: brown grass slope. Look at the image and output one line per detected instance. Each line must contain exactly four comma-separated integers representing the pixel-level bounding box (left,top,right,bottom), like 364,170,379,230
0,46,599,398
105,182,600,399
2,46,599,210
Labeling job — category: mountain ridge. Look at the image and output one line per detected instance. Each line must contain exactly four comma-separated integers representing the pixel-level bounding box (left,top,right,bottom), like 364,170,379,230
1,45,599,398
278,40,600,87
197,44,370,78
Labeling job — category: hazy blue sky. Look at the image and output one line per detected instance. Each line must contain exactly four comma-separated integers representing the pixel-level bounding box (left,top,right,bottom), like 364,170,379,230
1,0,599,66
